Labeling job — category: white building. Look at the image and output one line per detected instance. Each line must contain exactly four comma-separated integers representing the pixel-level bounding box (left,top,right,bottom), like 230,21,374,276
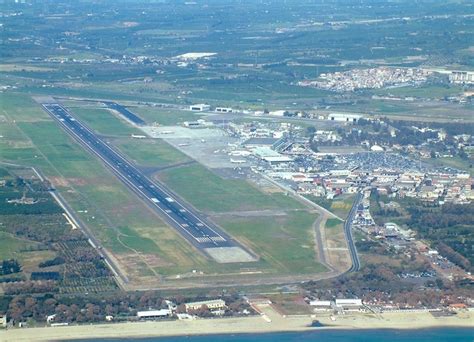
328,113,362,123
371,145,384,152
185,299,226,312
309,300,332,311
189,104,210,111
137,309,172,319
215,107,233,113
269,110,287,116
449,71,474,84
0,313,7,328
335,298,363,310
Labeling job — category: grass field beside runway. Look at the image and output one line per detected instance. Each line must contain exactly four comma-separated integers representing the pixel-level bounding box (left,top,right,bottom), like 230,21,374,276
115,138,191,168
214,211,326,274
131,107,204,126
158,164,305,213
70,107,141,137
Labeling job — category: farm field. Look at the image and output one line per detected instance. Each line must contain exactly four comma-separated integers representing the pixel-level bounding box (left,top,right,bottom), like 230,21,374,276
371,84,464,99
0,166,117,294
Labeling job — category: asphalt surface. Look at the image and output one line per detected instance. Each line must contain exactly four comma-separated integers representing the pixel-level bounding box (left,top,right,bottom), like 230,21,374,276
102,101,146,126
42,102,249,255
345,192,362,272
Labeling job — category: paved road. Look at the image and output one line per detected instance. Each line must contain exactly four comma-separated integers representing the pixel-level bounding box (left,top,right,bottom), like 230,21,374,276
41,102,252,259
345,192,362,272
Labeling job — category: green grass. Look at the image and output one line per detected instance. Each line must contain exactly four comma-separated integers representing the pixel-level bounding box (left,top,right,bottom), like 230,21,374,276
305,194,355,219
116,138,190,167
425,156,474,176
70,107,141,136
158,164,304,212
117,226,161,254
325,218,343,229
0,231,38,260
372,85,464,99
131,107,203,126
215,211,326,274
0,93,50,122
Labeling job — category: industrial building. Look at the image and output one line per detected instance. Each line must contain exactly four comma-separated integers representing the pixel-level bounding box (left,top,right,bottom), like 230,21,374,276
137,309,172,319
252,147,293,164
242,137,279,149
215,107,233,113
309,300,332,311
269,110,287,116
335,298,363,311
328,113,362,123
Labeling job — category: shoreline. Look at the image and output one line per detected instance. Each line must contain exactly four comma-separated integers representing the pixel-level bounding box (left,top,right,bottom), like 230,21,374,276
1,310,473,341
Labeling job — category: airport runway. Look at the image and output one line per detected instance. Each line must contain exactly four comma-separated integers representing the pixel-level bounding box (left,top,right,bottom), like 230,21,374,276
41,102,254,261
102,101,146,126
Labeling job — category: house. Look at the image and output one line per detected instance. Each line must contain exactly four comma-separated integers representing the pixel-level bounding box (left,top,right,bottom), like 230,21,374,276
0,313,6,328
46,314,56,324
185,299,226,312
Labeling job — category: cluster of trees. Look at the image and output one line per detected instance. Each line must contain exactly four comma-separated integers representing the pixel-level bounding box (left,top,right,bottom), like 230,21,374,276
370,192,472,272
0,259,21,276
4,290,252,324
4,280,57,295
0,171,116,295
407,202,473,271
0,214,80,243
39,257,65,268
304,260,472,309
408,203,474,230
31,272,61,281
0,177,62,216
436,243,471,272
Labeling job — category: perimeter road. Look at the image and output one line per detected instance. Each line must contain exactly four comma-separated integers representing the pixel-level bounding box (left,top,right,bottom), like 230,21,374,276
345,192,362,272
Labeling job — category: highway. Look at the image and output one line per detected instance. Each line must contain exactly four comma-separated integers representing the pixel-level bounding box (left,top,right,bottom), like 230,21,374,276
41,102,252,258
345,192,362,272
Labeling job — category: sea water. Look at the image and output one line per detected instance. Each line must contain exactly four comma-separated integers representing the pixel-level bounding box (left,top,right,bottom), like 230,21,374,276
73,328,474,342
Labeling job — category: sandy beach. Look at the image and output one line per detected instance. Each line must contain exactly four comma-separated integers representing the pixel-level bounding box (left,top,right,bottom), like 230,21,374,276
1,306,473,342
